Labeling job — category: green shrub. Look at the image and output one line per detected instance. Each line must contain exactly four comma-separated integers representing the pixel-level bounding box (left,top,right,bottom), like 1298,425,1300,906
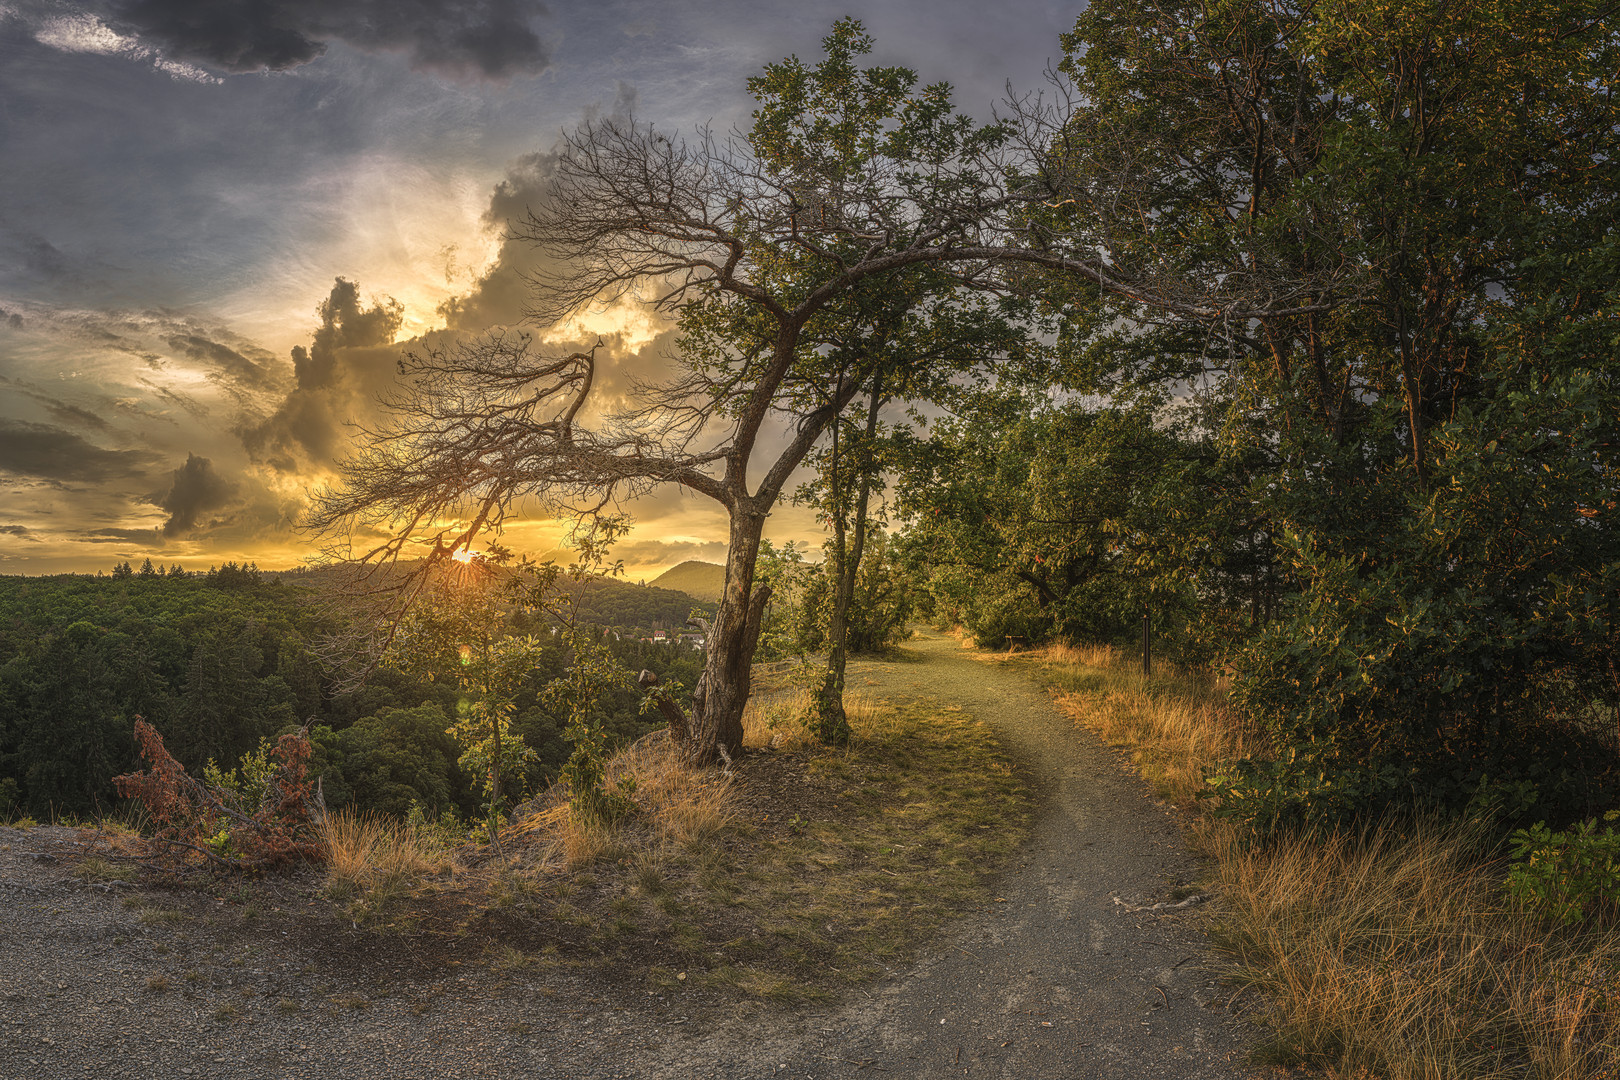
1505,811,1620,925
1202,740,1405,838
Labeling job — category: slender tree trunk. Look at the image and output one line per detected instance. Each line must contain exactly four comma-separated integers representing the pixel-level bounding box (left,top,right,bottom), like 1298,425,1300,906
816,374,882,745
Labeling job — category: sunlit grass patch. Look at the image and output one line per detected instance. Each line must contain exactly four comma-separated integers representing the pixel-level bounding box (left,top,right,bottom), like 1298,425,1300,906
485,686,1030,1003
1040,642,1256,809
741,687,815,751
320,809,447,919
611,738,735,846
136,906,185,927
683,695,1031,996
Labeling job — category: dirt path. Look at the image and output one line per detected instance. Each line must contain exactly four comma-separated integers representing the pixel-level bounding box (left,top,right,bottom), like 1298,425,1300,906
642,628,1259,1079
0,630,1259,1079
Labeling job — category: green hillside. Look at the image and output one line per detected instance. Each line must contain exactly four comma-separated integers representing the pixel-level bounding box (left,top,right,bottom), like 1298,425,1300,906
650,560,726,601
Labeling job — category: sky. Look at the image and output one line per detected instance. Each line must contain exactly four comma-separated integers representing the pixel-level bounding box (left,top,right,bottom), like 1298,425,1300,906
0,0,1075,580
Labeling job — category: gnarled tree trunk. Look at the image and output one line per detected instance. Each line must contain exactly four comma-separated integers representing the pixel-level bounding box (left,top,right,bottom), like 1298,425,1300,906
685,500,773,765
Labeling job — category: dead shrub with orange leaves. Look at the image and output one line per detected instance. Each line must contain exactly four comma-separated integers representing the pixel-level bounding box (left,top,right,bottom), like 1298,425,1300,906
113,720,325,870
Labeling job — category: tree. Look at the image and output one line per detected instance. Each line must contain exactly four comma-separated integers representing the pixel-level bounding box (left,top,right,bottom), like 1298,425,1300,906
385,554,540,846
898,394,1255,657
334,705,467,820
311,21,1061,765
1033,0,1620,825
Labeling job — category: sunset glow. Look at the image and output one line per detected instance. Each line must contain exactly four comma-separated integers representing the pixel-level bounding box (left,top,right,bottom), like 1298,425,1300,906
0,1,1065,581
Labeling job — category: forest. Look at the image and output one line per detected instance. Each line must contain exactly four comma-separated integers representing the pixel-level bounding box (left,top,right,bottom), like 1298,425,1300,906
0,561,715,820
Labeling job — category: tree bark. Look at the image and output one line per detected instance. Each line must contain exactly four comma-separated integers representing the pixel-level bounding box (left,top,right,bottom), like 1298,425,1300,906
686,499,772,765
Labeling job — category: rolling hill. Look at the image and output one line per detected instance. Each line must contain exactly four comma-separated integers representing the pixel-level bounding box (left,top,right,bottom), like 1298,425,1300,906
650,560,726,601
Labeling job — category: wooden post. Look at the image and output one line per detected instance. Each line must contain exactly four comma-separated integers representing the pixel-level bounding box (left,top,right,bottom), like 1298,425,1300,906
1141,613,1152,679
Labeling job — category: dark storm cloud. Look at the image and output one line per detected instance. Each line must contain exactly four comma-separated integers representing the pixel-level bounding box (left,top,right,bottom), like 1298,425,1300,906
240,278,404,471
165,332,279,388
0,226,87,290
77,528,160,544
436,148,566,331
103,0,552,78
156,452,236,536
1,308,24,329
0,420,159,483
0,524,40,541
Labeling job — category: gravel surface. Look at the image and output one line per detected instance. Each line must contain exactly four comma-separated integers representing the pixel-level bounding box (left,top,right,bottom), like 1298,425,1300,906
0,628,1263,1079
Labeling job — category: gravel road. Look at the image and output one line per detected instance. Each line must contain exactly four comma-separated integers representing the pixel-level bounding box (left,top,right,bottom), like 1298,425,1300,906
0,628,1261,1079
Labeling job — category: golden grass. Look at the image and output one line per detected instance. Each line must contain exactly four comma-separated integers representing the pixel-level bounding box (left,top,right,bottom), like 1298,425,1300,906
611,738,736,846
72,855,137,883
1041,643,1620,1080
508,735,739,869
319,809,446,913
741,687,814,750
1042,643,1256,808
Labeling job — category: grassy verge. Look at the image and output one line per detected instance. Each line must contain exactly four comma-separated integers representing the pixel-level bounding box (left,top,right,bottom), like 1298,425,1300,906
1039,643,1620,1080
325,682,1033,1004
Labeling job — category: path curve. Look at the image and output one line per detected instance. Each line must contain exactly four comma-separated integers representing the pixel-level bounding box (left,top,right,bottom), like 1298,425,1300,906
647,628,1259,1079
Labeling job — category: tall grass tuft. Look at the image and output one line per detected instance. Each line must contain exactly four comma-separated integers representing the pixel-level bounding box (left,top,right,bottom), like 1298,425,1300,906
320,809,445,909
513,734,738,868
609,738,734,846
741,687,814,750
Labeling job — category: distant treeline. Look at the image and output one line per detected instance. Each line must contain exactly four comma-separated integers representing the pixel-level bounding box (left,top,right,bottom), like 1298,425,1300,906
0,564,709,820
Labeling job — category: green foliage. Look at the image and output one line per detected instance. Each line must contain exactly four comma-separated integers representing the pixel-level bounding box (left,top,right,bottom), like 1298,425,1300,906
539,521,639,825
791,530,914,655
333,706,468,820
1202,742,1407,839
201,739,276,813
1028,0,1620,827
899,397,1252,660
384,554,543,840
0,569,337,815
1505,812,1620,926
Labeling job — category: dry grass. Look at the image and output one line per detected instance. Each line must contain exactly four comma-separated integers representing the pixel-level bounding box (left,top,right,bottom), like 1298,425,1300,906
1041,643,1620,1080
1213,819,1620,1079
1041,643,1257,808
72,855,137,883
319,809,446,915
516,801,619,869
610,738,736,847
740,687,814,751
509,736,739,869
